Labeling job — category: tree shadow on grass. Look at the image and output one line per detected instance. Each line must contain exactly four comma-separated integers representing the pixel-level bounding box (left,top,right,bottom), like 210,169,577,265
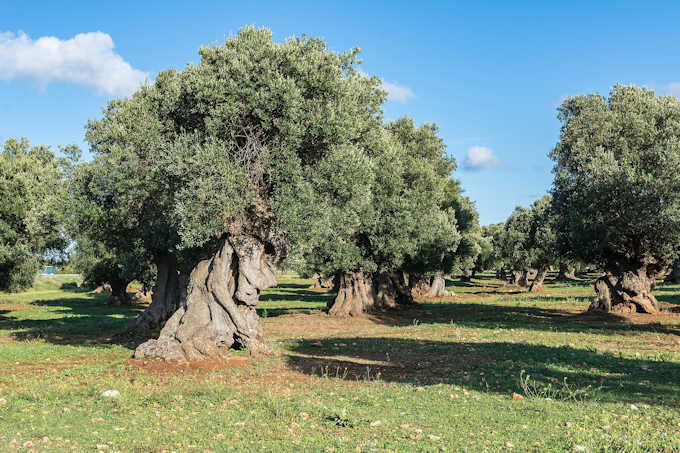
361,301,680,337
285,337,680,405
0,292,145,348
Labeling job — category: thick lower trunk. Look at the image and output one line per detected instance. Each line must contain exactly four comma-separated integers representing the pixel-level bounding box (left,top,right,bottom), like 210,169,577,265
375,270,413,307
509,270,522,286
328,271,376,317
555,265,577,281
134,234,278,361
590,259,667,314
518,270,529,288
410,272,452,298
471,269,477,279
108,279,130,306
309,274,336,290
529,266,548,293
664,259,680,284
126,253,184,331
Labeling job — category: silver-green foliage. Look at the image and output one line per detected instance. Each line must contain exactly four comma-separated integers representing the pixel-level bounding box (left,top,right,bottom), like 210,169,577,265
550,84,680,270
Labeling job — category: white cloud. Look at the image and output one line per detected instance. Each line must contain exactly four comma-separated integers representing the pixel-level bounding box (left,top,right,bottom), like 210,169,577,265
462,146,502,170
0,31,147,96
382,81,416,103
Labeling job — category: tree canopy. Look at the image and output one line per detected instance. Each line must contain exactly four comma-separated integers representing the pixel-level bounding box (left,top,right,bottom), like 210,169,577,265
0,138,72,291
551,84,680,312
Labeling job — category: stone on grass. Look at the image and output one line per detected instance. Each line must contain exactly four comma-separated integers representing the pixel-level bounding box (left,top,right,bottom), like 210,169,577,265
101,390,120,399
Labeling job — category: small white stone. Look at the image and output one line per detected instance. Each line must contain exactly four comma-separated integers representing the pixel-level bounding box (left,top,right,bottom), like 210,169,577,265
370,420,382,427
573,446,586,452
101,390,120,399
630,404,639,411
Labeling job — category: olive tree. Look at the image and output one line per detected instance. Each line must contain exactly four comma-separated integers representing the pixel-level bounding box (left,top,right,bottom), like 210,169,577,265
298,118,460,315
525,195,557,293
81,27,386,361
0,138,72,291
499,205,532,287
551,84,680,313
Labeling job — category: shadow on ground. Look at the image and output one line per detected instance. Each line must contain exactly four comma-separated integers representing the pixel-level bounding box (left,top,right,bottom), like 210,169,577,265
286,337,679,405
0,292,145,348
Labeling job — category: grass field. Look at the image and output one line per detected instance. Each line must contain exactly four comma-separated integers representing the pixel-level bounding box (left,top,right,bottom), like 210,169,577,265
0,273,679,452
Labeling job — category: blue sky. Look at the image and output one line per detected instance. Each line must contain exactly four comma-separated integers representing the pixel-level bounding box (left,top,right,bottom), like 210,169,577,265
2,1,680,225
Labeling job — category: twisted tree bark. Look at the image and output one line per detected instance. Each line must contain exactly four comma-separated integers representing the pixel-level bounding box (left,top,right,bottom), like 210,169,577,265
309,274,336,290
328,270,412,316
590,257,667,314
328,271,376,317
409,272,452,298
528,265,548,293
134,233,281,361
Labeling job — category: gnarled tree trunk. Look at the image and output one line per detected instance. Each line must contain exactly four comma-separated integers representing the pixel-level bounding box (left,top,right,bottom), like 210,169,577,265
328,271,376,317
664,259,680,284
328,270,412,317
134,233,280,361
509,270,522,286
528,265,548,293
309,274,336,290
375,270,413,307
410,272,452,298
590,258,667,314
126,252,184,331
108,279,131,307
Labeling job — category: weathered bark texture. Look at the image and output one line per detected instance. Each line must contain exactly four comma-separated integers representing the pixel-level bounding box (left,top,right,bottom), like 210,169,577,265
375,270,413,307
107,279,130,307
328,271,377,317
309,274,336,290
410,272,452,298
528,266,548,293
327,270,412,317
664,259,680,284
126,253,184,332
589,258,667,314
134,232,282,361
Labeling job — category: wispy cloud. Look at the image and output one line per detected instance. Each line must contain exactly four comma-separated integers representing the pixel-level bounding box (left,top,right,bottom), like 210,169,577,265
0,31,147,96
666,82,680,97
382,81,416,103
462,146,502,170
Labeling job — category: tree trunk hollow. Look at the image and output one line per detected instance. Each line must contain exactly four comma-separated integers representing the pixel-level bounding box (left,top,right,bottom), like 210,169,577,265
134,234,277,361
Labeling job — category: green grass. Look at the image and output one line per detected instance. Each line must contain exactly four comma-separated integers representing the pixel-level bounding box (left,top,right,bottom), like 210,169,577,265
0,273,679,452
